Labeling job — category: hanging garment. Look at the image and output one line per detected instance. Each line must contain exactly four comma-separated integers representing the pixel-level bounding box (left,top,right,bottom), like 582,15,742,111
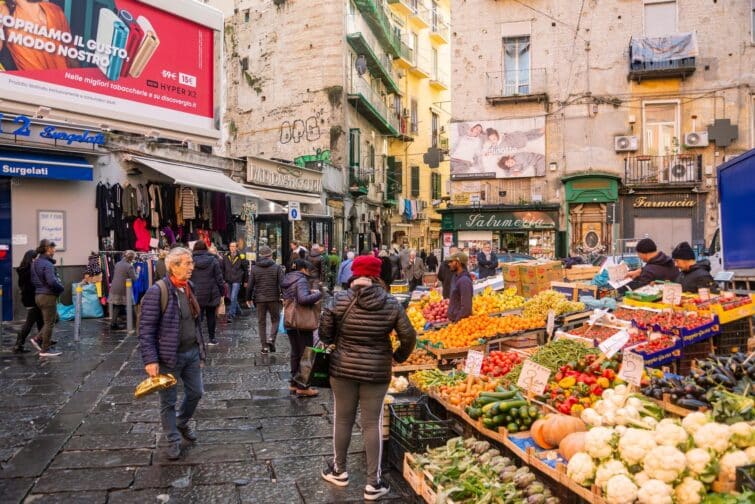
181,186,197,220
123,184,138,217
133,218,151,251
404,199,412,219
96,182,113,237
148,184,162,228
212,192,227,231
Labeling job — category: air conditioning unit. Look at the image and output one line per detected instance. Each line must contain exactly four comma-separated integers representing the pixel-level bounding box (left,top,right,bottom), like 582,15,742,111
684,131,709,148
416,212,427,220
668,162,695,183
614,135,638,152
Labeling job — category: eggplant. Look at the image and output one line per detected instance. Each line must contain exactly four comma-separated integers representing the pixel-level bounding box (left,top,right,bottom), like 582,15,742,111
712,373,736,387
676,398,709,409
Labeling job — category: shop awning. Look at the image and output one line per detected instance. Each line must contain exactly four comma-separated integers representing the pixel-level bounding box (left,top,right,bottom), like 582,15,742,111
243,185,322,206
132,157,257,198
0,151,93,181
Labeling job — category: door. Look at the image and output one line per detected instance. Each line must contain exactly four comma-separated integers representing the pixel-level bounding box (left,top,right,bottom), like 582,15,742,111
634,217,692,258
0,178,11,321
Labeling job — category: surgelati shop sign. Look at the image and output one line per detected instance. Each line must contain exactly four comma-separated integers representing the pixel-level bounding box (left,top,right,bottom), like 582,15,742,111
443,211,557,231
633,196,696,208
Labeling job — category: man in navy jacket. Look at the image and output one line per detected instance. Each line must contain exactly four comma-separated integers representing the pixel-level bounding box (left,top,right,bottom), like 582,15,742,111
139,247,206,460
446,252,474,322
31,239,64,356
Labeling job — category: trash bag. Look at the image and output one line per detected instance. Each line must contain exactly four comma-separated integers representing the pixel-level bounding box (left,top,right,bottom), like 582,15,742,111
293,344,331,389
278,309,285,334
56,302,75,321
79,283,104,318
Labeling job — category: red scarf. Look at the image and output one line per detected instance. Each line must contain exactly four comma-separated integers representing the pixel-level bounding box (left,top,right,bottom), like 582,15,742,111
169,276,200,318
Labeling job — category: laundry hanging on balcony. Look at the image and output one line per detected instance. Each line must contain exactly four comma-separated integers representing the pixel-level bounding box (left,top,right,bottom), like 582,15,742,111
629,32,698,63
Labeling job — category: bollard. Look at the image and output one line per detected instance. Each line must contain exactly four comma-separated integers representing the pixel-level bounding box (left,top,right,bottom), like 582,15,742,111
74,284,82,342
126,280,134,334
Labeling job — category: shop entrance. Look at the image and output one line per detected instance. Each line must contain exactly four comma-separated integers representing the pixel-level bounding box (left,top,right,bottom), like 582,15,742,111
0,178,11,321
258,220,284,264
634,217,692,255
499,232,529,253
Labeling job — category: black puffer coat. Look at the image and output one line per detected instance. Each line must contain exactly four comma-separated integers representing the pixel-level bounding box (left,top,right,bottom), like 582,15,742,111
679,260,719,293
319,283,416,384
281,271,322,306
248,257,284,303
17,260,36,308
626,251,681,291
192,251,225,307
308,250,325,282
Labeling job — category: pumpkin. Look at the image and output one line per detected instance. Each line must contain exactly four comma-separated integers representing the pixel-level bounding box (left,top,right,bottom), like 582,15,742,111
531,418,554,449
558,431,586,461
542,415,586,448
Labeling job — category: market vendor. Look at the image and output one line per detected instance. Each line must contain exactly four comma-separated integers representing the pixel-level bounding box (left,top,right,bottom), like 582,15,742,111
671,241,719,294
446,251,473,322
620,238,680,293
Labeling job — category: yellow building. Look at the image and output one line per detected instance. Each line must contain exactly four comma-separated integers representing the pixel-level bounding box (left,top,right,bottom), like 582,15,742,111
385,0,451,252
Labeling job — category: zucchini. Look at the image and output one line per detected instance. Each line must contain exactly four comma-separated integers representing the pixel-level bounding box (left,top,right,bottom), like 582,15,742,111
506,422,519,433
491,414,506,426
497,400,527,413
481,401,502,414
519,405,529,419
479,391,518,400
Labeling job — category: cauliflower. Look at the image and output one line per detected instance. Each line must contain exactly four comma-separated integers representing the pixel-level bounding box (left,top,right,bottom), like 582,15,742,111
633,471,649,487
585,426,617,460
581,407,603,427
674,476,705,504
618,428,657,466
729,422,755,449
654,418,692,451
637,479,674,504
595,460,629,490
643,445,686,483
685,447,719,483
642,416,659,430
747,446,755,462
693,422,731,454
566,452,596,487
614,425,628,437
681,411,710,435
719,450,749,481
605,474,638,504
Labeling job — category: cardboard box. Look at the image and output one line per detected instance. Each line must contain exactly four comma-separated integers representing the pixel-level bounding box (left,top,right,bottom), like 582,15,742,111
502,263,521,282
520,261,562,282
521,282,549,298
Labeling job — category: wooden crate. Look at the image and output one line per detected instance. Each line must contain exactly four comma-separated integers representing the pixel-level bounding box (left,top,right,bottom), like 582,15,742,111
402,453,424,496
420,470,437,504
564,266,601,281
426,343,486,360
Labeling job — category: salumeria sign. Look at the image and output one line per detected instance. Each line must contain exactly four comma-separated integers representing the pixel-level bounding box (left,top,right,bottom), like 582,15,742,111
463,213,555,229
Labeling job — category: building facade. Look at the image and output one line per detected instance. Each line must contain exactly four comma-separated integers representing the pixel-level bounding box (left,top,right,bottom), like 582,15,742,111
449,0,755,259
223,0,451,258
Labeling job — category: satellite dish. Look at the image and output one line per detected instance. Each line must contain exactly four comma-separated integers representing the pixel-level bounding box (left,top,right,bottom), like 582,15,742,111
356,55,367,76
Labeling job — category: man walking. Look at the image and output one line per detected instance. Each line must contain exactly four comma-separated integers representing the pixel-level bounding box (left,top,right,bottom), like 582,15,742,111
403,249,426,291
222,241,248,322
337,251,355,289
139,247,205,460
446,251,473,322
248,246,284,353
109,251,137,330
30,239,64,357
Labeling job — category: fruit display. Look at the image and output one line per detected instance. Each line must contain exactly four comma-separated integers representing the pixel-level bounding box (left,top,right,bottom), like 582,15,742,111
613,307,658,327
394,348,437,367
649,311,715,333
409,369,467,392
522,290,585,321
436,374,502,408
422,298,450,324
466,386,543,433
422,314,497,348
631,335,677,354
568,324,647,348
473,287,525,316
481,351,523,378
690,293,752,311
406,305,426,332
542,354,626,415
505,339,600,386
492,314,544,335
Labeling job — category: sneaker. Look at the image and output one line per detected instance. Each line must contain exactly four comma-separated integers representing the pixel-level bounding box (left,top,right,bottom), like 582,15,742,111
364,481,390,501
39,349,62,357
177,425,198,442
296,388,319,397
321,461,349,487
13,346,30,354
268,343,276,353
165,442,181,460
208,339,219,346
261,347,269,354
30,338,42,351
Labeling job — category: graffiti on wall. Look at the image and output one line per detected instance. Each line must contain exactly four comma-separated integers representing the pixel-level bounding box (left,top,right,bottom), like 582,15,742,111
280,116,321,144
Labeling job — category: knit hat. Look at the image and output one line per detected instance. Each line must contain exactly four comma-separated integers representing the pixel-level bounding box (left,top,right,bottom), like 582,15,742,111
259,246,273,257
672,242,695,260
351,255,382,278
444,251,469,266
635,238,657,254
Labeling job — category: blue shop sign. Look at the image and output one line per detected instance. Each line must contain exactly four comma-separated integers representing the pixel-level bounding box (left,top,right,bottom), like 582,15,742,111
0,113,106,147
0,151,93,181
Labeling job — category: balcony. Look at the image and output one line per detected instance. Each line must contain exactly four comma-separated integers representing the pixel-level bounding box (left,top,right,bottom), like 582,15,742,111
408,1,431,29
353,0,401,57
394,38,414,69
396,116,417,142
347,75,400,136
346,29,400,94
623,155,702,186
485,68,547,105
386,0,413,16
628,33,697,82
429,67,449,90
429,9,450,45
349,166,370,196
408,48,432,78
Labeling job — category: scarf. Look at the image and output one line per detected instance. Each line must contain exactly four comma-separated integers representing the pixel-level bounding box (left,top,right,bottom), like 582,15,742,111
169,276,200,319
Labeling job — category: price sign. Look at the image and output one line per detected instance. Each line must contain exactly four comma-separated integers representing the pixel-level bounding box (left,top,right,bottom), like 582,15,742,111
464,350,485,376
619,351,644,387
661,283,683,305
546,310,556,337
698,288,710,301
598,330,630,358
517,359,551,395
588,309,609,326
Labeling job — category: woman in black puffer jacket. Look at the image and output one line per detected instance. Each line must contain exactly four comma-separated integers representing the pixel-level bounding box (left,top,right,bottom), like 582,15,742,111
318,255,416,501
14,249,43,353
192,241,225,345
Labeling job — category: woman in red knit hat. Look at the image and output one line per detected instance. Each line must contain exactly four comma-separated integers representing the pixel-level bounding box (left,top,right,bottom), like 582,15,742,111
318,255,416,500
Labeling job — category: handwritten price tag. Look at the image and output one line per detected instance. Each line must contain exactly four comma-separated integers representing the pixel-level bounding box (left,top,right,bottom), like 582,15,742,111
546,310,556,337
598,330,630,358
619,351,644,387
464,350,485,377
516,359,551,395
662,283,683,305
698,288,710,302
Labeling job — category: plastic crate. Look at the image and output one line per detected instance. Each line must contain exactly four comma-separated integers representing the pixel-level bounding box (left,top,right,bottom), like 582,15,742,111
389,399,454,454
677,339,714,375
714,318,753,355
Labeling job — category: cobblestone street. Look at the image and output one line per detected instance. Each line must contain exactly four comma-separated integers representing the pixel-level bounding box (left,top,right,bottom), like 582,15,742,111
0,311,412,503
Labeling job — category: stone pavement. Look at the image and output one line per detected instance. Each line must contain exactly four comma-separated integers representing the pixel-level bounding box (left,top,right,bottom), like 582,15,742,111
0,309,413,503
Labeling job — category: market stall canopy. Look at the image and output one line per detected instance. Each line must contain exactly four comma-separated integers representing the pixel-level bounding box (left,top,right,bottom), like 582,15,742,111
131,157,259,198
243,185,322,206
629,32,698,63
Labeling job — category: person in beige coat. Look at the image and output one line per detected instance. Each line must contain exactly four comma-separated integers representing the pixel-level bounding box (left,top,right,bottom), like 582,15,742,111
402,250,425,291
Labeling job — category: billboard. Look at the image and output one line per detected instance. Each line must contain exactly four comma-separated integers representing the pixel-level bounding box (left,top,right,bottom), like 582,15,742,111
0,0,219,139
450,117,546,180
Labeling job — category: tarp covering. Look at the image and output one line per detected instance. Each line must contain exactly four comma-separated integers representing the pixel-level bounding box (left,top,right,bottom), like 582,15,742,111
630,32,698,63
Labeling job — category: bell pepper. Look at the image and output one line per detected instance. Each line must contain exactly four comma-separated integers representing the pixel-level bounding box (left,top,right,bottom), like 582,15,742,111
601,368,616,380
571,404,585,415
596,377,610,389
580,397,592,407
558,376,576,389
558,402,572,414
590,384,604,396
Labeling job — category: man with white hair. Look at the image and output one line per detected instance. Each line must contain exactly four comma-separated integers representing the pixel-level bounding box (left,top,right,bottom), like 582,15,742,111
109,250,137,330
139,248,205,460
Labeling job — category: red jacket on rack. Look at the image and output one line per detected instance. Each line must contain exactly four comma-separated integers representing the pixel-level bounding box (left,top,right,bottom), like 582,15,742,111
133,218,151,251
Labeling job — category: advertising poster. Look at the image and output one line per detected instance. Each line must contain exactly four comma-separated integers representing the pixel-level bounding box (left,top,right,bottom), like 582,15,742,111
0,0,216,137
450,117,546,180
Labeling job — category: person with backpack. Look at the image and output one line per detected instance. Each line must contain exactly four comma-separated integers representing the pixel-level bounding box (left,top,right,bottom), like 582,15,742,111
138,247,206,460
14,249,42,353
30,239,64,357
247,246,284,354
192,241,225,346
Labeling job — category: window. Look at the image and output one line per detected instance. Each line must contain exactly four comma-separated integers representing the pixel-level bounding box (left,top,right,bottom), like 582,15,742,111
432,48,439,80
431,172,442,200
431,112,439,148
410,99,418,135
369,144,376,182
349,128,360,168
502,36,530,95
410,165,420,197
643,102,678,156
412,32,419,66
644,1,677,37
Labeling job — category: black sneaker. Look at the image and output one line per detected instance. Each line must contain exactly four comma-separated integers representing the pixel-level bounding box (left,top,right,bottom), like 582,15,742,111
364,480,390,501
13,346,30,354
268,343,276,353
177,425,198,442
321,461,349,487
208,339,219,346
165,442,181,460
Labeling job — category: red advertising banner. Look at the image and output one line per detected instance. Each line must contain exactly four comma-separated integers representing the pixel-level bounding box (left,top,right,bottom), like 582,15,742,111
0,0,217,138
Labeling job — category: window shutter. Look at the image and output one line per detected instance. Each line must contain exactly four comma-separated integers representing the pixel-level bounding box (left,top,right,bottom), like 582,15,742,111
411,165,420,197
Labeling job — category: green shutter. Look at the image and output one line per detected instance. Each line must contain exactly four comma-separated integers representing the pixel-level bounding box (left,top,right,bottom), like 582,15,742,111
411,165,420,197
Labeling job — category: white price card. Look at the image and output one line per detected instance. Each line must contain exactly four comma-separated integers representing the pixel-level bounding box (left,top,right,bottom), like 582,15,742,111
698,288,710,301
662,283,683,305
598,330,630,358
516,359,551,395
464,350,485,376
546,310,556,336
619,351,644,387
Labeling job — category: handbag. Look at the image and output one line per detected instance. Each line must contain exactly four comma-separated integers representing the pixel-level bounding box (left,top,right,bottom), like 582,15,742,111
283,297,321,331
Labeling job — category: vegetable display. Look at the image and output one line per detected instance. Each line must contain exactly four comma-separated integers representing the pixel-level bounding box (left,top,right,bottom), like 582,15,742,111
465,386,541,433
409,369,467,392
473,287,525,316
395,348,437,367
522,290,585,320
436,374,502,408
505,339,600,386
481,351,523,378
